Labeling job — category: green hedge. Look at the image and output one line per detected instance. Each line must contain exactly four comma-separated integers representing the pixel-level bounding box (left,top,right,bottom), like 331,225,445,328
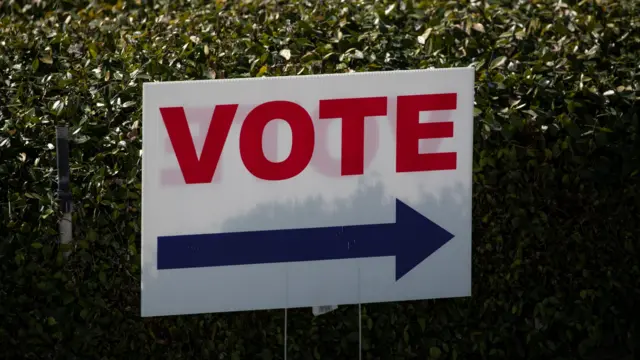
1,0,639,359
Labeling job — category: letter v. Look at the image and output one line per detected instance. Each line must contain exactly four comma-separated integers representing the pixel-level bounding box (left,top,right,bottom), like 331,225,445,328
160,105,238,184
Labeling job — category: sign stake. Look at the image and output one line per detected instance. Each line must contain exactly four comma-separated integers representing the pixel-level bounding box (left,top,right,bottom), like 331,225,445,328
56,126,72,255
358,303,362,360
358,262,362,360
284,307,288,360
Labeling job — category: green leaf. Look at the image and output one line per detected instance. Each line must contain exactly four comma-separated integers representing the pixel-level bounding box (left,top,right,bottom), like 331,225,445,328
257,65,268,77
489,56,507,69
279,49,291,60
41,208,54,219
88,43,98,59
472,23,485,33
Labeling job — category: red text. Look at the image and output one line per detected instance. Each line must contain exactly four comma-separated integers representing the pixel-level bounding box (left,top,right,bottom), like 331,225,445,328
160,93,457,184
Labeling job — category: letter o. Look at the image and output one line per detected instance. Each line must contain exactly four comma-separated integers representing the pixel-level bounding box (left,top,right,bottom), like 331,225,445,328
240,101,315,181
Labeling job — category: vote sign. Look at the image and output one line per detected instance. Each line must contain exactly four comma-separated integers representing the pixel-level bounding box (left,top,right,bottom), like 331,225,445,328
141,68,474,317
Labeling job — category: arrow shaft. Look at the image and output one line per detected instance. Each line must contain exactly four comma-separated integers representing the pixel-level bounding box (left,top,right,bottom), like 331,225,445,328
157,223,395,270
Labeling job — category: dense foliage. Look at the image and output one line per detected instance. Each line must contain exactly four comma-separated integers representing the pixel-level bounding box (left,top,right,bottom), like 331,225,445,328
1,0,639,359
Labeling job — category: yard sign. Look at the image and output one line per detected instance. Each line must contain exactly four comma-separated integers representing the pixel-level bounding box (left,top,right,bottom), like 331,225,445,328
141,68,474,317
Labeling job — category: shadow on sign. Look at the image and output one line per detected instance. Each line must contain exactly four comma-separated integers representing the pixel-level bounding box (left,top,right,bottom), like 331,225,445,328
219,180,470,359
220,179,471,301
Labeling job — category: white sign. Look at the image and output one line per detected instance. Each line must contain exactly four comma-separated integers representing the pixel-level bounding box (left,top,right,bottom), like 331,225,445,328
141,68,474,317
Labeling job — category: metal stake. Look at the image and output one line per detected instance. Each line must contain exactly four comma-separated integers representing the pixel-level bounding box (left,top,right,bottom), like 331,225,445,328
284,307,288,360
359,303,362,360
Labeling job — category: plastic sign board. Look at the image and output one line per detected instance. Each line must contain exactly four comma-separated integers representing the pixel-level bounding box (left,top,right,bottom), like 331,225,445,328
141,68,474,317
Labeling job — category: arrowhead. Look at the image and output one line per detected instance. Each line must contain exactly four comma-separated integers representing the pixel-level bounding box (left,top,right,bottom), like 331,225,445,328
393,199,454,281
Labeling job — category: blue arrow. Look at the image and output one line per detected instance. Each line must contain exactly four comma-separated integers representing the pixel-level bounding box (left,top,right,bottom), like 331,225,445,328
157,199,454,281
